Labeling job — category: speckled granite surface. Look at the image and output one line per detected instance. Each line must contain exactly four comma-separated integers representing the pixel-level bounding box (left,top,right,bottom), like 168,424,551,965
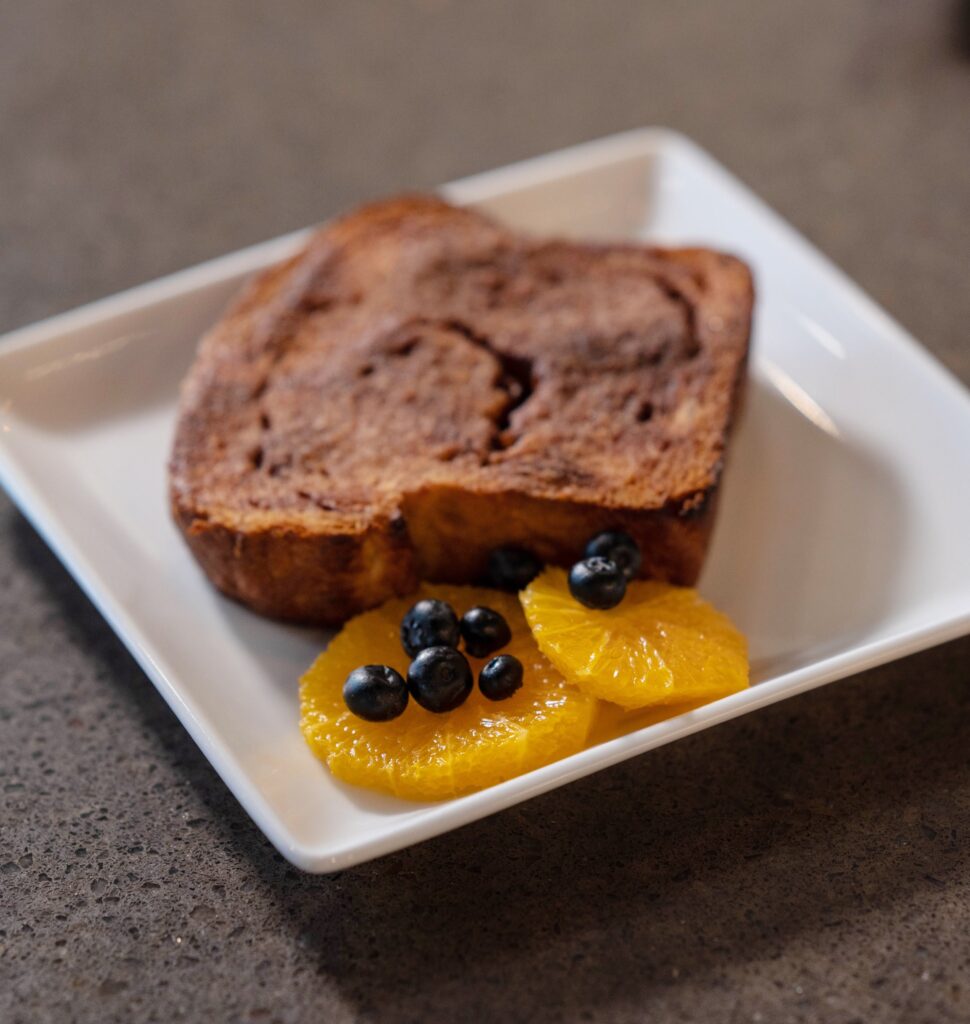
2,2,969,1021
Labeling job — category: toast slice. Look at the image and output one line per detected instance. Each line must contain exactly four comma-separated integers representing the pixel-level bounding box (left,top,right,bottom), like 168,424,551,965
170,196,753,624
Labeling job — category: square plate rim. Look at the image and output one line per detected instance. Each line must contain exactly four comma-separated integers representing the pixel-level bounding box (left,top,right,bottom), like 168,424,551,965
2,127,969,873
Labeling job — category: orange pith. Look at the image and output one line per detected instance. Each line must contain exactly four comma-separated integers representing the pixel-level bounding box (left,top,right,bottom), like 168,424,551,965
521,569,749,709
300,584,596,801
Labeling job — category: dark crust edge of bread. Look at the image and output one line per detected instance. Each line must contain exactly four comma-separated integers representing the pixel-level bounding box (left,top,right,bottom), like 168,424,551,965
171,472,732,626
173,503,420,624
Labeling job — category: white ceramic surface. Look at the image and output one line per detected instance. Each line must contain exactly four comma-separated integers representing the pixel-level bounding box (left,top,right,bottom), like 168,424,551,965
1,129,968,872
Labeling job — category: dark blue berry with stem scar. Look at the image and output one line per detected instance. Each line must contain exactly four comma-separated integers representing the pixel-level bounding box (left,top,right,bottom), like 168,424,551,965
487,546,542,591
584,529,642,580
407,646,474,713
479,654,524,701
400,599,460,658
343,665,409,722
460,606,512,659
568,556,627,610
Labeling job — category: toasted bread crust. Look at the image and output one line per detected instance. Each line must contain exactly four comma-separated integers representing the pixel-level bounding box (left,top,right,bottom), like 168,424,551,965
170,196,752,623
173,503,419,622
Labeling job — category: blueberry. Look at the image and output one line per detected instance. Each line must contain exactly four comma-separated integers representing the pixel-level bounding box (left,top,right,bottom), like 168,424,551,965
460,606,512,659
568,557,627,609
479,654,524,701
342,665,409,722
400,599,460,658
584,530,642,580
487,546,542,591
407,646,474,713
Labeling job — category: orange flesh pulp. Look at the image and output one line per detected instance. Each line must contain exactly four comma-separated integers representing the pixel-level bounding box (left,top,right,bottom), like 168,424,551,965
521,569,749,710
301,574,748,801
300,584,596,801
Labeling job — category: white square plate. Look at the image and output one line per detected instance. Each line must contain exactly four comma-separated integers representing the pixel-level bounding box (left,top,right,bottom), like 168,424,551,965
2,130,968,872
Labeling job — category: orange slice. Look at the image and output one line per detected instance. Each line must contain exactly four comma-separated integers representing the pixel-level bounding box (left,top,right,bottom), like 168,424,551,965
300,584,596,801
521,568,748,709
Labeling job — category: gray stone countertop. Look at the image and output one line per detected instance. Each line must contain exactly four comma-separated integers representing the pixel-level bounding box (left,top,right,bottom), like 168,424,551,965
2,2,969,1021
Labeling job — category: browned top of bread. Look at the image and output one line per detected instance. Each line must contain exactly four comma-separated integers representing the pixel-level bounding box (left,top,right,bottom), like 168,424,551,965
171,195,752,547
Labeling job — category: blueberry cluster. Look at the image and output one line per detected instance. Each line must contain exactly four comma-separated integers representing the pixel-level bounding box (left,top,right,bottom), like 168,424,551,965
568,530,642,610
342,531,642,721
488,530,642,610
342,600,522,721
